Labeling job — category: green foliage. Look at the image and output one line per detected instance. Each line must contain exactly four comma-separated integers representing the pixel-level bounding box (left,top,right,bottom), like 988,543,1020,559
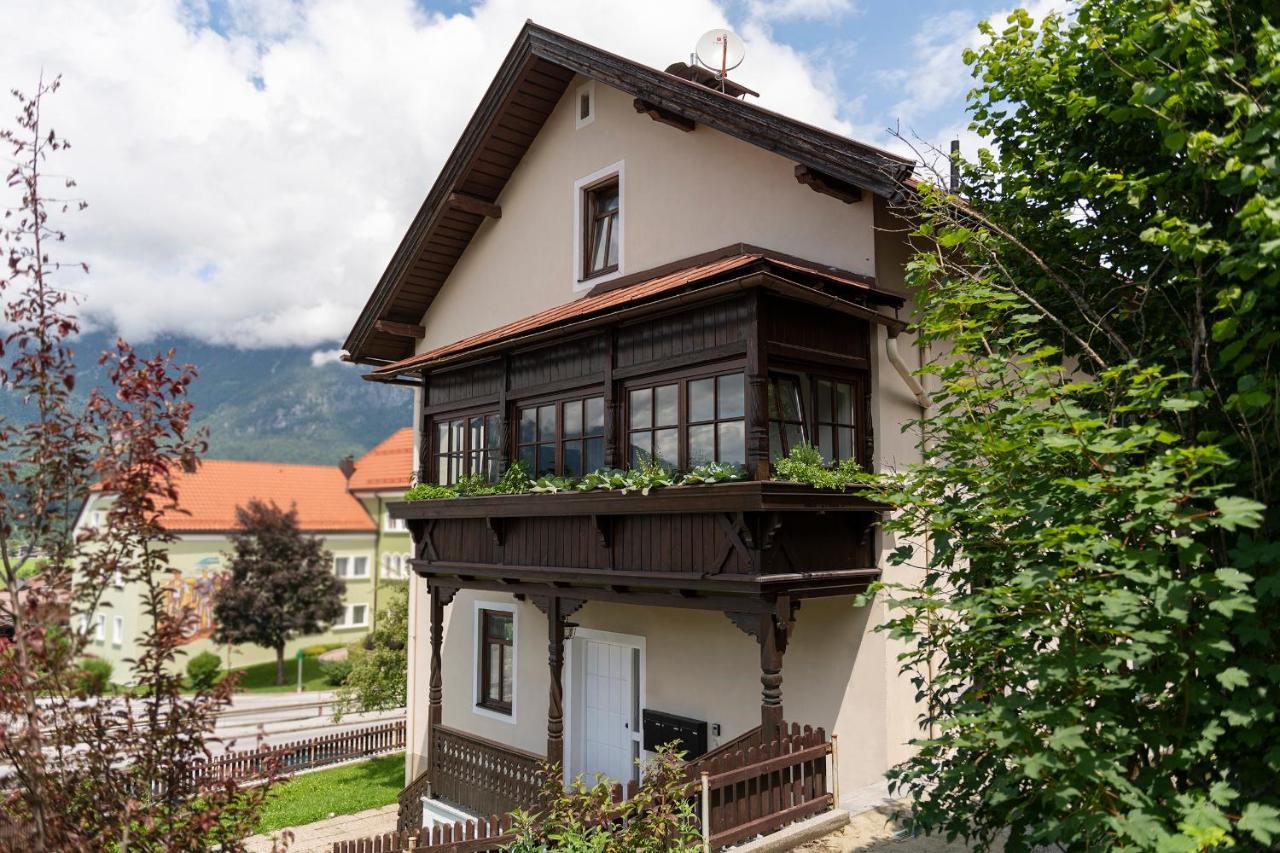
185,651,222,690
335,586,409,720
318,655,353,687
299,642,345,657
402,482,454,501
403,458,533,500
771,444,863,490
505,747,701,853
74,656,113,695
680,461,746,485
870,2,1280,841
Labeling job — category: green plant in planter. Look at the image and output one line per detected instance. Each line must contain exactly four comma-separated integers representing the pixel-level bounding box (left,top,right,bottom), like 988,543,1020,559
681,461,746,485
528,475,579,494
772,444,864,490
495,459,533,494
403,482,453,501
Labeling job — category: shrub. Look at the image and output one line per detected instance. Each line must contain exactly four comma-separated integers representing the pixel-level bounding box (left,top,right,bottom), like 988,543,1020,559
319,656,353,687
186,650,222,690
75,657,113,695
507,746,700,853
300,642,344,657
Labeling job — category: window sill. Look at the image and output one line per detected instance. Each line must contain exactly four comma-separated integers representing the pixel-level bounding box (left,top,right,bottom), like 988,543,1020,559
472,702,516,724
332,624,369,632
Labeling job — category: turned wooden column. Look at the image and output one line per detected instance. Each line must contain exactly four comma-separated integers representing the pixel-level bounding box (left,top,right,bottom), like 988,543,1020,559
426,584,446,784
547,596,567,768
759,611,785,739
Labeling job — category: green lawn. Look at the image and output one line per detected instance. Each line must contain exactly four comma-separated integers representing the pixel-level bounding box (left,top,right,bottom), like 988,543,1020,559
255,754,403,833
228,655,331,693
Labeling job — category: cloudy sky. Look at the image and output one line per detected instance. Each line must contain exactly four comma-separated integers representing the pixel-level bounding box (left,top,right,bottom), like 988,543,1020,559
2,0,1044,354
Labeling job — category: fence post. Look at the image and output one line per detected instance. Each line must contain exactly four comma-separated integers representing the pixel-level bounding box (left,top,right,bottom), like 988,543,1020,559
830,734,840,809
700,770,711,853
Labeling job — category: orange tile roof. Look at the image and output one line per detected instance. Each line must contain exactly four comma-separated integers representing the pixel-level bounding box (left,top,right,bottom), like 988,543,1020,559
372,251,874,377
156,460,375,533
348,427,415,492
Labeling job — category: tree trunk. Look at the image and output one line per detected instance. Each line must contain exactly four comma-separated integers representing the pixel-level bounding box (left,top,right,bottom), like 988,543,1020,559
275,645,285,686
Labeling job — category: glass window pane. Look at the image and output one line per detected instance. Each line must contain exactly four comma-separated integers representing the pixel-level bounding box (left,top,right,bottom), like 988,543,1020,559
596,185,619,213
564,400,583,438
817,380,832,421
538,444,556,476
519,408,536,443
437,454,449,485
591,218,609,271
768,380,781,419
585,437,604,472
519,445,536,472
451,419,464,448
655,384,678,427
629,431,651,467
718,374,745,419
485,415,501,449
469,417,485,452
776,377,801,420
563,441,583,478
785,423,806,453
606,220,619,268
654,428,678,469
769,426,784,462
487,642,500,699
688,377,715,423
629,389,651,429
836,382,854,424
538,405,557,442
718,421,745,466
688,424,715,466
818,426,834,460
501,646,513,703
838,427,855,460
585,397,604,436
436,422,449,452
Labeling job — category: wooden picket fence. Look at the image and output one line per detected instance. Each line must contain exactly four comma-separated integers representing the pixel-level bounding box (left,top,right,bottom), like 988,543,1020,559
333,722,833,852
196,720,405,784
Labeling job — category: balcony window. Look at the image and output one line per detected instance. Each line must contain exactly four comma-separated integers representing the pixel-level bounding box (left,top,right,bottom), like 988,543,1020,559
517,395,605,478
686,373,745,467
628,383,678,469
435,412,499,485
815,377,860,464
628,370,745,470
768,373,808,461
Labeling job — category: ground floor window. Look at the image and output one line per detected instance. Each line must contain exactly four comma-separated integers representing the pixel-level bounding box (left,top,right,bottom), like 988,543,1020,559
477,607,514,715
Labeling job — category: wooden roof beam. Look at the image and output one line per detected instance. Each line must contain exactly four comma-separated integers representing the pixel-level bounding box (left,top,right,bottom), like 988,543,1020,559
446,192,502,219
794,165,863,204
373,319,426,339
633,98,695,132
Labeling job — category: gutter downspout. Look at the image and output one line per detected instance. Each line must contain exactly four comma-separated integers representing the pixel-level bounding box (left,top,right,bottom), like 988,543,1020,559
885,329,931,410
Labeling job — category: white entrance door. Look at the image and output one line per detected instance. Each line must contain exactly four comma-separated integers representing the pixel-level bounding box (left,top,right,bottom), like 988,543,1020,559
569,633,642,785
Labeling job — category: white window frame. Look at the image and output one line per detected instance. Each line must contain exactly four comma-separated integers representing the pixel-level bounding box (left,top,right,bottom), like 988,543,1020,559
575,79,596,129
334,603,369,630
572,160,625,292
384,510,408,533
93,613,105,643
111,570,124,589
472,599,518,725
112,615,123,646
335,555,370,580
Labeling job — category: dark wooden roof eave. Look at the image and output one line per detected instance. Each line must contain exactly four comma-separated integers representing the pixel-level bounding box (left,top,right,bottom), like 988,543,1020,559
343,21,915,366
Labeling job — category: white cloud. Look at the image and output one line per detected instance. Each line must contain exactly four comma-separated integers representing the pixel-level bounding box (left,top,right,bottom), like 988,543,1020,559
1,0,860,349
309,348,346,367
745,0,857,22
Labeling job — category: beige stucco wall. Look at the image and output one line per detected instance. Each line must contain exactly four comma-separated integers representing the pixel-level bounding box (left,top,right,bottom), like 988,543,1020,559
416,78,877,352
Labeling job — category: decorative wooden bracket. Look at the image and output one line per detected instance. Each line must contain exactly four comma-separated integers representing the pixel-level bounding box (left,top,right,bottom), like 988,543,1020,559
724,610,762,641
417,519,440,563
795,164,863,204
633,98,695,132
485,516,506,548
428,581,459,607
373,319,426,339
711,512,757,574
531,595,587,620
446,191,502,219
590,514,613,550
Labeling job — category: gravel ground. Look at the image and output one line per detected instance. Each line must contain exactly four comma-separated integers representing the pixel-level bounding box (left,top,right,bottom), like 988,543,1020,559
796,806,1005,852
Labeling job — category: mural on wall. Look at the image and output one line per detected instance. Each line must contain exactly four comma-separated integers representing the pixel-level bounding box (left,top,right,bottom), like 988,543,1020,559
163,557,228,643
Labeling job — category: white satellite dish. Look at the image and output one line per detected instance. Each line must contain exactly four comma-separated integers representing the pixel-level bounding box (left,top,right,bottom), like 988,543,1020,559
695,29,746,82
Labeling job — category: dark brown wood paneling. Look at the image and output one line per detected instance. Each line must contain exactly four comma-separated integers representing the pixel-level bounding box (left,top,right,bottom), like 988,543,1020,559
615,296,751,371
762,296,870,362
427,360,503,406
508,334,606,392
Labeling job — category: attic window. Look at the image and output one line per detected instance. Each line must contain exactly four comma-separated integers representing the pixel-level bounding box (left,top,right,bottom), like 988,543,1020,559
575,80,595,128
582,177,620,279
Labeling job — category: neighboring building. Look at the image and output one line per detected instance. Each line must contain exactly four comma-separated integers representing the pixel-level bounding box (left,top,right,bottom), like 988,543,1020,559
74,431,414,680
342,24,928,832
347,428,417,613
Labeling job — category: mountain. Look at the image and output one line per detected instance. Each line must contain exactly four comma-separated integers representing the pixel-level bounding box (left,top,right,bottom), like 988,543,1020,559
1,331,413,465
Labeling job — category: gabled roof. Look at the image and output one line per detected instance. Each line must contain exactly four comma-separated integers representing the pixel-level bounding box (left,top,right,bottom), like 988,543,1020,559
348,427,415,492
369,245,907,378
154,460,375,534
344,21,915,366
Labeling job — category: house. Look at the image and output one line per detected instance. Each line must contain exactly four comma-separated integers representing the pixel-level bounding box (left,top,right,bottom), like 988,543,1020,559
342,23,928,838
74,429,415,680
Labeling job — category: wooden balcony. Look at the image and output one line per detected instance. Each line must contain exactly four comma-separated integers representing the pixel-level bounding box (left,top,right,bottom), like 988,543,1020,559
393,480,884,607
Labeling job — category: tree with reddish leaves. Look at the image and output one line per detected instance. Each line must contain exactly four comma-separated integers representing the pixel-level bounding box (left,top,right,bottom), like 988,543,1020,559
0,77,282,851
214,499,345,687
